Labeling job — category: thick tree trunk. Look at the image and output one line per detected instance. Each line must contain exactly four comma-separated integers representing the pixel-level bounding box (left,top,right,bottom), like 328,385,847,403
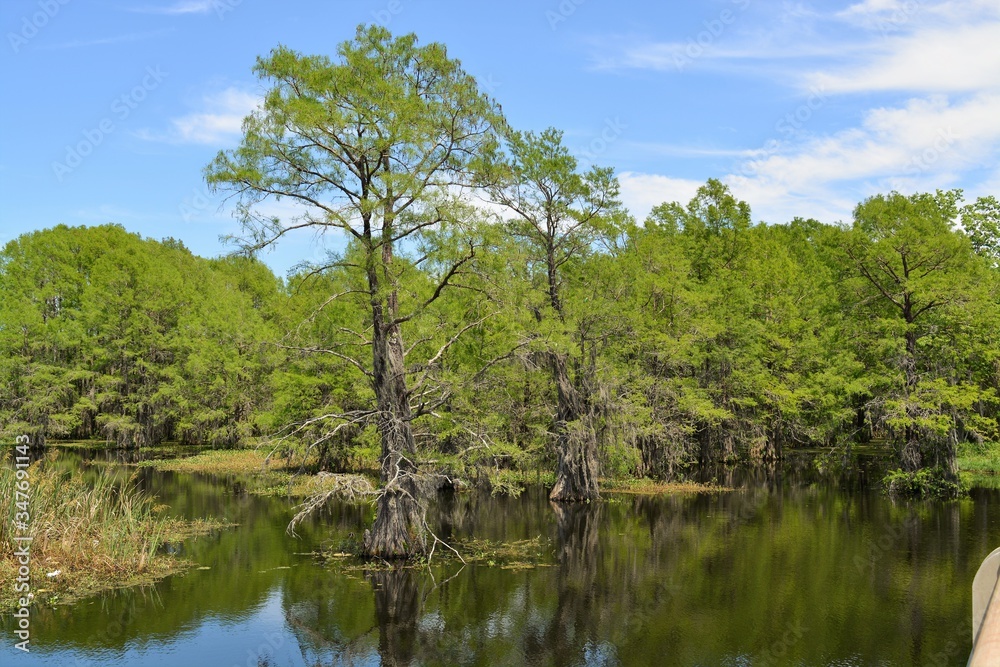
900,325,923,472
362,241,426,558
547,352,600,502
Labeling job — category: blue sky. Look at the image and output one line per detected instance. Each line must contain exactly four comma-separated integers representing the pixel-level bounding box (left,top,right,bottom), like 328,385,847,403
2,0,999,277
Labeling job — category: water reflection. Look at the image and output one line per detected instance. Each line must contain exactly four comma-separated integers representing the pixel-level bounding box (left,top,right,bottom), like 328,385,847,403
0,447,995,667
369,569,420,667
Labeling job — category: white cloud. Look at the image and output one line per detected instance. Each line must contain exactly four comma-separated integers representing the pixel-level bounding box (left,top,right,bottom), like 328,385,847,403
723,173,856,225
624,90,1000,225
751,94,1000,182
597,0,1000,93
723,92,1000,220
808,22,1000,94
618,172,703,221
836,0,917,27
138,87,259,145
839,0,999,26
129,1,217,15
597,0,1000,224
595,40,850,73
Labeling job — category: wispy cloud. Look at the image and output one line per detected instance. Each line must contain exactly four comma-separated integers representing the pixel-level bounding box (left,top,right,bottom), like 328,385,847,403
600,0,1000,224
594,40,855,73
837,0,999,27
127,1,216,15
596,0,1000,88
40,28,172,50
738,94,1000,186
621,141,755,159
807,22,1000,94
624,91,1000,224
137,87,259,145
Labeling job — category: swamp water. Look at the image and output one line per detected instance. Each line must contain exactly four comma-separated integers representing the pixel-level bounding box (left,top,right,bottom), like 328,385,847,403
2,448,998,666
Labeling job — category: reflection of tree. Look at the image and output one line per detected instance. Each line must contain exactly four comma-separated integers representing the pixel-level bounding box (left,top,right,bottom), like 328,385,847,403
433,488,475,542
23,463,986,667
526,502,603,667
283,565,424,667
369,568,421,667
283,487,991,666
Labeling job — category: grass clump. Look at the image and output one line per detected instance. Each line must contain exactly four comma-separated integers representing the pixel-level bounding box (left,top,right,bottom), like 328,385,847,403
0,460,227,609
601,477,732,495
134,447,302,475
957,441,1000,475
483,468,555,497
135,447,381,498
448,536,554,569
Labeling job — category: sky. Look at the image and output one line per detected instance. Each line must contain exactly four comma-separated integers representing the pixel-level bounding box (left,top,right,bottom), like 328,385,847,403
2,0,999,277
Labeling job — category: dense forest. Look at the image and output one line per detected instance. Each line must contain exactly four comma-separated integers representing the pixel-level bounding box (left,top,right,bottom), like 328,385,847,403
2,26,999,554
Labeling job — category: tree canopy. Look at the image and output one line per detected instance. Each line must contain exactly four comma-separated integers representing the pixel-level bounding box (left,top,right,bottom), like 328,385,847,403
4,27,999,544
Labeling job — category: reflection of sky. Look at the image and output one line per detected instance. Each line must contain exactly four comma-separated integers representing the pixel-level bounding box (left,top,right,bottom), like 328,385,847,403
0,588,313,667
0,461,991,666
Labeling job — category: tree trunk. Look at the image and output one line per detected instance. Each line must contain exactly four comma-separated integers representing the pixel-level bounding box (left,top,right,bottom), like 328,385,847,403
547,352,600,502
900,325,923,472
362,242,426,558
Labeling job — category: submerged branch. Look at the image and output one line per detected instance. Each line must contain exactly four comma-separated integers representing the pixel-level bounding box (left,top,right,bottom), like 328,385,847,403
287,473,377,537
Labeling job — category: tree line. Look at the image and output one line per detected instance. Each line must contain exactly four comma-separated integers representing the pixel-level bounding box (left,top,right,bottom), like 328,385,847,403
2,25,998,555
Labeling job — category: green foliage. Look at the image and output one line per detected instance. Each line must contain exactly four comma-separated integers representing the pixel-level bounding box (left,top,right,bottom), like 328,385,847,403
962,195,1000,266
3,25,998,501
883,467,965,499
0,225,280,447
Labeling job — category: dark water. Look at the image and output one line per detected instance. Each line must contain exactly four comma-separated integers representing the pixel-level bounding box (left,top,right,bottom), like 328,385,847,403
2,449,999,666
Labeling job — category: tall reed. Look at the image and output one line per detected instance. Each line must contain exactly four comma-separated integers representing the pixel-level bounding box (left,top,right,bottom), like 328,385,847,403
1,457,174,602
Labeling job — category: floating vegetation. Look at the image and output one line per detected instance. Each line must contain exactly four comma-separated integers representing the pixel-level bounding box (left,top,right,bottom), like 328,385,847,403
319,535,554,572
601,478,732,495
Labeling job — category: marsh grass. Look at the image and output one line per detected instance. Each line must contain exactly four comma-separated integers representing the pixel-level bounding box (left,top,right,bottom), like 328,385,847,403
133,448,382,498
0,458,226,609
601,477,732,495
957,441,1000,474
133,447,302,475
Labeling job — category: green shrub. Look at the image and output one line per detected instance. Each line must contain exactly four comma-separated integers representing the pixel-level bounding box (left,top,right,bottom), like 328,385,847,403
883,467,964,499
